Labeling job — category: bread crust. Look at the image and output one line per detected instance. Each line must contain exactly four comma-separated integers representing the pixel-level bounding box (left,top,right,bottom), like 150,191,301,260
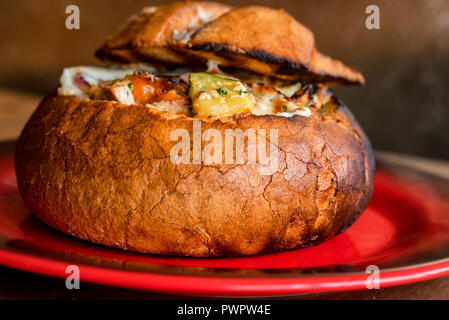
307,50,366,85
187,6,314,77
96,2,364,85
15,95,374,257
187,6,364,85
96,1,232,64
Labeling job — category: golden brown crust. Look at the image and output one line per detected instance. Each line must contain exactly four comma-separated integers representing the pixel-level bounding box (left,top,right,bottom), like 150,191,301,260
96,1,232,64
307,50,365,85
16,95,374,257
187,6,314,78
96,2,364,85
186,6,364,85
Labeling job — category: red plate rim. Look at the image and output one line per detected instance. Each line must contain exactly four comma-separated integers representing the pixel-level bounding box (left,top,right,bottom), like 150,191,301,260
1,248,449,297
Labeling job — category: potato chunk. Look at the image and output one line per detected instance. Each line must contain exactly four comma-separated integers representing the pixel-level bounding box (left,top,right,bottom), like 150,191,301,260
189,73,255,117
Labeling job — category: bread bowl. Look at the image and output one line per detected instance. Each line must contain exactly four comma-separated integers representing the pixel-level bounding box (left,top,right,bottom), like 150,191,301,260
15,2,374,257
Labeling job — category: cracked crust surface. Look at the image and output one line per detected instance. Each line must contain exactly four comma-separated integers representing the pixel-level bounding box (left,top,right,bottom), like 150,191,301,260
15,95,374,257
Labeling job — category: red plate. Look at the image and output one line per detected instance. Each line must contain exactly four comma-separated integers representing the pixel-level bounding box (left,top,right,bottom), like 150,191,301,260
1,142,449,297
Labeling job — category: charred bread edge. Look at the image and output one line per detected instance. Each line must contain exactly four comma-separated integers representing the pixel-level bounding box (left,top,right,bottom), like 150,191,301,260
188,42,309,75
95,2,364,85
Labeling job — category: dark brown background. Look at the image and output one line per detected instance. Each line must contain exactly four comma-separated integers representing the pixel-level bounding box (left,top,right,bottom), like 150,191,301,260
1,0,448,159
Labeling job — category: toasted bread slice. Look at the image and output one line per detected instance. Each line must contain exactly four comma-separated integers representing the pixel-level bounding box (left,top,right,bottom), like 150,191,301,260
187,6,315,79
307,50,365,85
96,1,232,65
187,6,363,85
96,3,364,85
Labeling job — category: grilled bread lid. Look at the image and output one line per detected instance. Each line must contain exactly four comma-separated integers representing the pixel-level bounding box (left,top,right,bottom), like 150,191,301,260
96,1,232,64
96,1,364,85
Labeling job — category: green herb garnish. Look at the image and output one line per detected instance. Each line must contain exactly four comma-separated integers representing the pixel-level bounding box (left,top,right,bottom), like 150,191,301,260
128,82,133,89
216,88,228,95
282,104,288,112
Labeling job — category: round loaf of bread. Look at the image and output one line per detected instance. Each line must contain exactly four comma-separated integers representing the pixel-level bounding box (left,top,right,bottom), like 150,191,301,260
15,94,374,257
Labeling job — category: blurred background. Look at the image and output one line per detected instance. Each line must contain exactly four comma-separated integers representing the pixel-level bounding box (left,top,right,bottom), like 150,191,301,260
0,0,448,159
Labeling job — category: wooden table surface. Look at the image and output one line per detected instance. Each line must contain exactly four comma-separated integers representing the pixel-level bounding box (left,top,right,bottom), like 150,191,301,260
1,88,449,300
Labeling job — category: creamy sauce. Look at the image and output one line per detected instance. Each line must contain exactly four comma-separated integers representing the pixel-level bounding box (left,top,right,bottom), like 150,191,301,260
58,65,155,98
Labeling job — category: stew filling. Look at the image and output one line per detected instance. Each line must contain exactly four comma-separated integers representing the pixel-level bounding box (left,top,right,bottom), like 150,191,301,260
58,65,337,118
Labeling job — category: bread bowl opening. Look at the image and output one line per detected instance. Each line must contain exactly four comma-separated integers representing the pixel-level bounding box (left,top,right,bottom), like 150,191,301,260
58,64,338,118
